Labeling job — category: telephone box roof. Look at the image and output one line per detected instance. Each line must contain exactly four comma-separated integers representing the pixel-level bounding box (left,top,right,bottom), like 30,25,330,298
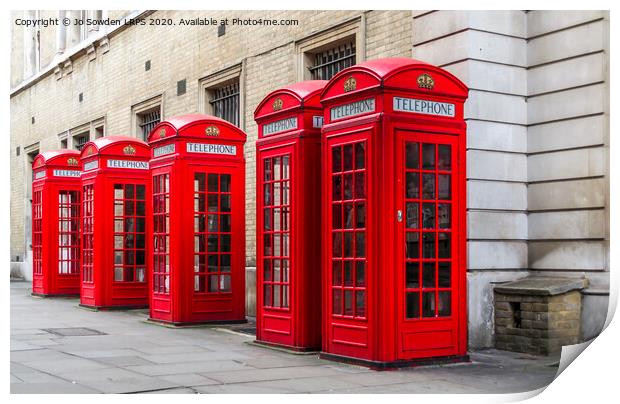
320,57,468,101
79,135,150,158
33,149,80,167
148,114,247,143
254,80,328,118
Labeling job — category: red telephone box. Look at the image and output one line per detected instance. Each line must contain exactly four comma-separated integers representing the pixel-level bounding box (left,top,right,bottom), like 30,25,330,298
79,136,150,309
319,58,469,368
147,114,246,325
254,81,327,350
31,150,82,296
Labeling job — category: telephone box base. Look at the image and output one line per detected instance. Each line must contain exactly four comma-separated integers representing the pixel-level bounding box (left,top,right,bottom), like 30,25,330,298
146,318,248,328
319,352,470,371
78,304,148,311
31,292,79,298
251,339,320,354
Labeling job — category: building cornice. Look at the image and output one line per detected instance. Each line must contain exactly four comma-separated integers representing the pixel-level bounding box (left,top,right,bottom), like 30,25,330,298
10,10,154,98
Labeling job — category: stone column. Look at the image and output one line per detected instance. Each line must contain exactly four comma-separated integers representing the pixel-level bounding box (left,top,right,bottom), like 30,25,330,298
23,10,37,77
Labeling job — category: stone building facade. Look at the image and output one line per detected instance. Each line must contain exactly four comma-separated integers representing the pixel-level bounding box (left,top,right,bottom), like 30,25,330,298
10,10,610,349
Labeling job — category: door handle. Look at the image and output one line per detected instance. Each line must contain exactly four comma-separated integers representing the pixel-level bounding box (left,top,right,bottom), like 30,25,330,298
397,210,403,222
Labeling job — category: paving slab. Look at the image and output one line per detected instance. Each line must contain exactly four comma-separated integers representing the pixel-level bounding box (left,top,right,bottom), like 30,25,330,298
10,281,561,394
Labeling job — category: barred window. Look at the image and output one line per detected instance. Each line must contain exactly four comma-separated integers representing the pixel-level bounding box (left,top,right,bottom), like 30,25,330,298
309,40,356,81
73,133,89,151
137,108,161,141
209,82,240,127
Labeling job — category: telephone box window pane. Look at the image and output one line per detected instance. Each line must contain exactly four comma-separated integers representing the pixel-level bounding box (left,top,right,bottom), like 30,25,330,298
136,185,146,200
264,159,273,181
422,292,436,317
221,215,231,232
125,184,134,199
124,267,135,282
355,261,365,286
343,145,353,171
343,174,353,200
422,263,436,288
137,268,145,282
355,232,365,257
406,202,419,229
354,172,365,198
207,174,218,192
208,214,219,232
264,234,272,256
207,195,218,212
282,259,289,282
423,233,435,258
273,260,281,283
114,267,123,281
406,232,419,259
264,184,273,205
282,285,289,308
406,262,420,288
282,156,290,179
264,259,272,281
332,176,342,200
422,203,435,229
406,292,420,318
344,290,353,316
356,291,365,317
332,146,342,173
406,173,419,199
438,291,451,317
438,233,451,258
332,290,342,315
422,144,435,169
334,237,348,265
207,235,218,252
195,173,206,192
220,275,231,292
114,251,123,265
344,261,353,286
343,203,353,229
220,195,231,212
264,284,272,306
438,204,451,229
114,184,124,199
406,142,419,169
208,255,218,272
355,202,365,228
438,145,451,170
115,236,123,248
220,235,231,252
273,157,281,181
136,201,145,216
208,275,219,292
221,255,231,272
332,261,342,286
438,175,451,200
355,142,365,169
273,233,281,256
114,203,123,216
332,204,342,229
344,232,353,257
422,174,435,199
220,175,231,192
264,208,272,231
438,262,451,288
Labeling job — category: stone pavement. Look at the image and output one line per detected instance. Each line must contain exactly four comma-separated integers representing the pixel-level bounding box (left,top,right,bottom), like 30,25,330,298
10,281,560,394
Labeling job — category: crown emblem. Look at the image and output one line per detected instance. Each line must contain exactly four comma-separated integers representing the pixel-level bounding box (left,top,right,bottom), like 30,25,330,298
123,145,136,155
67,157,79,166
83,145,95,156
158,128,166,138
344,76,357,92
205,125,220,137
272,98,283,111
33,158,43,168
417,73,435,90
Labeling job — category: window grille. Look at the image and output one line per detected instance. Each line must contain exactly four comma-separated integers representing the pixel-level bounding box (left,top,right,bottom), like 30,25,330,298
309,40,356,80
73,134,89,151
209,82,240,127
138,109,161,141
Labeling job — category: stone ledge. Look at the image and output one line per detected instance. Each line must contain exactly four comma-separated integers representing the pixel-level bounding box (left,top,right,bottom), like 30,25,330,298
493,276,588,296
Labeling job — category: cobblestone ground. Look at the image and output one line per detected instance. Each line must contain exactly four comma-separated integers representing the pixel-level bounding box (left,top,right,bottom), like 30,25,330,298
10,281,560,394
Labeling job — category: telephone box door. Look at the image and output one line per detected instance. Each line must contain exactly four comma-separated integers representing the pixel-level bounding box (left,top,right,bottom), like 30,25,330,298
396,130,462,359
